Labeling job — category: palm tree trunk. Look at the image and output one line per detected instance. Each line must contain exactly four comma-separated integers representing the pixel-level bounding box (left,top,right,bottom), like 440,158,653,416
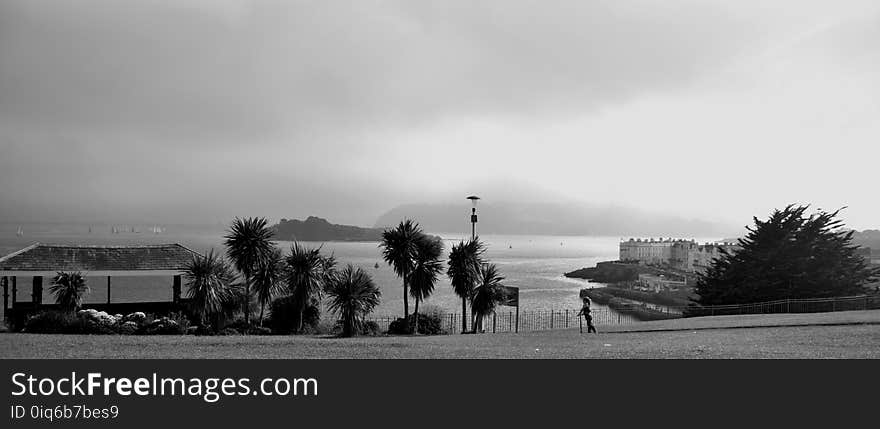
461,297,467,333
402,271,409,319
471,310,476,334
413,298,420,334
294,298,306,334
259,302,265,327
244,274,251,327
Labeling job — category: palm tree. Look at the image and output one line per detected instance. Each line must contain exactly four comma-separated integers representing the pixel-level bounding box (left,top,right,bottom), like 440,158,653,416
183,249,235,329
447,238,485,333
252,247,285,326
224,216,275,326
284,242,329,333
409,234,444,333
325,264,381,337
380,219,422,319
471,263,504,333
50,272,89,312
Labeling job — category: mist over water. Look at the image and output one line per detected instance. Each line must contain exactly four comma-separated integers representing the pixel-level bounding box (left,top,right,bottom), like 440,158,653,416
1,223,628,317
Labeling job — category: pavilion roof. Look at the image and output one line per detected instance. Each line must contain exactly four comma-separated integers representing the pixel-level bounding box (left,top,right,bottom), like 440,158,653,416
0,243,202,276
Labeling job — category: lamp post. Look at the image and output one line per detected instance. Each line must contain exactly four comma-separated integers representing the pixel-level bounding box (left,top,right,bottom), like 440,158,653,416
466,195,480,239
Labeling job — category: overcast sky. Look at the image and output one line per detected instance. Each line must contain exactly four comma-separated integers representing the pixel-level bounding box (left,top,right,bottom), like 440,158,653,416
1,0,878,230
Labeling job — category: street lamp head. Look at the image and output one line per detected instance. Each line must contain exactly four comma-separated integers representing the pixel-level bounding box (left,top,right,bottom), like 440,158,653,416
466,195,480,208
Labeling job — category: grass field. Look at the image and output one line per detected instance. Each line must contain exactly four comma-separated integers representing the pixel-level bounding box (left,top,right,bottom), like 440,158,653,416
2,310,879,359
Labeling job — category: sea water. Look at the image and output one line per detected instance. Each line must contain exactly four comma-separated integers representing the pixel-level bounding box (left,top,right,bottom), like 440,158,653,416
0,224,618,318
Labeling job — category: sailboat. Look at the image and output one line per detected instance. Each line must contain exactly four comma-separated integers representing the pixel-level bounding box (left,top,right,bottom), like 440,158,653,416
16,226,23,237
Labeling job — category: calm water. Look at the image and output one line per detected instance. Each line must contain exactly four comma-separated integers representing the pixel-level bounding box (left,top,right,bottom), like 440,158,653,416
0,224,618,317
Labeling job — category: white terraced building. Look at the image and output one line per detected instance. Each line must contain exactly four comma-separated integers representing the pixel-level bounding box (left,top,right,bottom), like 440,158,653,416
620,238,739,273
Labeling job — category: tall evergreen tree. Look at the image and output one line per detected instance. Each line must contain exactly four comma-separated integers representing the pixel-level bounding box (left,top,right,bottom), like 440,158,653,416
694,205,878,305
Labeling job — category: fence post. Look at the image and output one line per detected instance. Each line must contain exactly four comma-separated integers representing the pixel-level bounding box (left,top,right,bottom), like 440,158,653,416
579,313,583,334
515,306,519,333
565,309,569,328
493,313,496,333
550,311,554,329
617,312,620,324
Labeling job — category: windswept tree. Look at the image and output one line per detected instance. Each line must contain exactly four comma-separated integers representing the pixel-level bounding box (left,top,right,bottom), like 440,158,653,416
252,247,285,326
447,238,486,333
224,217,275,326
285,242,332,333
380,219,422,319
326,264,381,337
409,234,444,333
50,272,89,313
471,264,504,333
694,205,879,306
183,249,235,329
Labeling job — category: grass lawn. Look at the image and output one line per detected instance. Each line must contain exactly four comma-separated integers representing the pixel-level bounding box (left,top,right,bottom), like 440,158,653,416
2,310,879,359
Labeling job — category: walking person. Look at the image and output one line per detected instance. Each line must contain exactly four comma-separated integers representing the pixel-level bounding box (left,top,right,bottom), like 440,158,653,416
585,307,597,334
577,297,598,334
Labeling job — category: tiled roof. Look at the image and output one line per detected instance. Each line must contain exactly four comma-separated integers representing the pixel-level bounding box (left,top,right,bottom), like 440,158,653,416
0,243,202,272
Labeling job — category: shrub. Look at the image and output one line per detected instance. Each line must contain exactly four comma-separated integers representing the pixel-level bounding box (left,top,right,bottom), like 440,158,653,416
386,312,444,335
266,296,321,334
141,317,185,335
24,311,84,334
224,319,274,335
332,319,381,337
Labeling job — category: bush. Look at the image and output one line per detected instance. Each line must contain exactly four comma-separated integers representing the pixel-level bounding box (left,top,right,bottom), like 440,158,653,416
224,319,274,335
387,312,445,335
24,311,84,334
332,319,381,337
266,296,321,334
141,317,185,335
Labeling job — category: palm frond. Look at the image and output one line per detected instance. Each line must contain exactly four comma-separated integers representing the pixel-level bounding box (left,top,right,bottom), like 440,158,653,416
183,249,235,325
50,272,89,311
223,216,276,277
447,237,486,299
325,264,381,337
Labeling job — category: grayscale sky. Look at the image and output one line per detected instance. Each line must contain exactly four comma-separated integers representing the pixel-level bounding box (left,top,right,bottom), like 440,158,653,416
1,0,878,230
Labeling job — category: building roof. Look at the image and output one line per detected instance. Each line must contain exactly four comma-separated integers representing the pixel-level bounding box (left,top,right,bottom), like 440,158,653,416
0,243,202,276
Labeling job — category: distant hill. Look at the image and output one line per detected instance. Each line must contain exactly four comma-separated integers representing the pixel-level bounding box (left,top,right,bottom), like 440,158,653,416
852,230,880,253
374,202,733,237
272,216,383,242
724,230,879,255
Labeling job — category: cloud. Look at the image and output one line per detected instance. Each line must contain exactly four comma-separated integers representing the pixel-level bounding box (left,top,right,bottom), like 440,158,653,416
1,0,878,229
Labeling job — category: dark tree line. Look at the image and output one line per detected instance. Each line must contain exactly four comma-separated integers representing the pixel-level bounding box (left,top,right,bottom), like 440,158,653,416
694,205,879,306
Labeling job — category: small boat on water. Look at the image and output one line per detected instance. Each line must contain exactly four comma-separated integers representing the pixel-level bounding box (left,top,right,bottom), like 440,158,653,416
16,226,23,237
374,262,380,269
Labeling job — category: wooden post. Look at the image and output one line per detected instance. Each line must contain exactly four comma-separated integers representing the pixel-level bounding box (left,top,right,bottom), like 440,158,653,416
579,312,583,334
515,305,519,333
11,276,16,306
492,313,496,333
32,276,42,305
107,276,111,305
565,309,569,328
550,310,554,329
172,275,182,304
